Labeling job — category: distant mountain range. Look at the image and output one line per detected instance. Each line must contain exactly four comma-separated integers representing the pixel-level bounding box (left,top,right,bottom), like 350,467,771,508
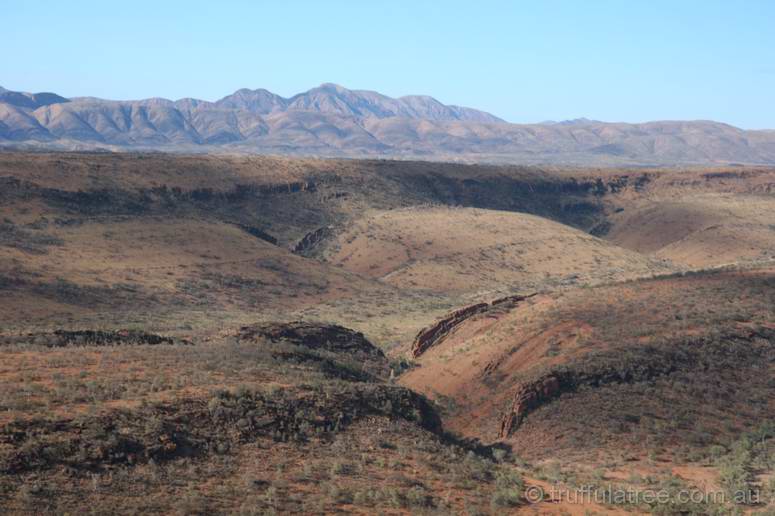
2,83,774,165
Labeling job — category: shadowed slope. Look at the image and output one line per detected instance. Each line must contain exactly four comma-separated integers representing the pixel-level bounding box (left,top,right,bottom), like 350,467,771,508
602,194,775,267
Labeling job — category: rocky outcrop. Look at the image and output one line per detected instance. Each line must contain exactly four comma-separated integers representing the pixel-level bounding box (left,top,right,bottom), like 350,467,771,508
236,321,390,383
237,321,385,361
0,321,445,475
498,327,775,438
490,293,534,309
0,383,442,474
499,375,564,438
411,294,536,358
0,329,188,347
237,322,391,382
411,303,490,358
0,178,318,217
236,223,278,245
291,226,333,255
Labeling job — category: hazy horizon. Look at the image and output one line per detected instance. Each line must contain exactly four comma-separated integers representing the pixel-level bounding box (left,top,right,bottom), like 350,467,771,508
4,81,773,131
4,0,775,129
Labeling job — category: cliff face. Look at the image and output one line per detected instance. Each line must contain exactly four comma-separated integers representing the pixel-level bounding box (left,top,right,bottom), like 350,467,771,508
499,376,562,438
498,326,775,438
291,226,334,256
411,303,490,358
411,294,535,358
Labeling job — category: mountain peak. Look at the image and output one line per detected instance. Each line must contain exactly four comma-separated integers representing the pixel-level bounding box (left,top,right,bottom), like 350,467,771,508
283,84,504,122
557,117,599,126
233,87,274,95
215,88,288,114
317,82,349,92
0,88,69,109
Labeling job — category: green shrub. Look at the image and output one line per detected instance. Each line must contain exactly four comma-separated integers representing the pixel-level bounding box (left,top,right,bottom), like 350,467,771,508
495,469,524,490
490,488,522,508
405,486,433,508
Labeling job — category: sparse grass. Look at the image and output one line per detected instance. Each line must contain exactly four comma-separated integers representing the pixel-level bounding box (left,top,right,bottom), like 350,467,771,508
2,153,775,514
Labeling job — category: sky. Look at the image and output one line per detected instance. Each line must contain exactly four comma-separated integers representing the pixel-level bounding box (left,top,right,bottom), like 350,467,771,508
4,1,775,128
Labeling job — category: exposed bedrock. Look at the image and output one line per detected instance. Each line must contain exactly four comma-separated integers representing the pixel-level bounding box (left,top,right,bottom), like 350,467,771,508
0,329,188,348
291,226,334,255
498,326,775,438
236,321,386,360
410,294,536,358
0,383,441,475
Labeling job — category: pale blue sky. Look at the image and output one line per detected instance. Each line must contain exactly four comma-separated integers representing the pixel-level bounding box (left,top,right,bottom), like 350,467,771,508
4,1,774,128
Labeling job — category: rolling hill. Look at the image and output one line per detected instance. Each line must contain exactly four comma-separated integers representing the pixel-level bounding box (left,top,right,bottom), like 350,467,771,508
317,206,673,294
602,194,775,267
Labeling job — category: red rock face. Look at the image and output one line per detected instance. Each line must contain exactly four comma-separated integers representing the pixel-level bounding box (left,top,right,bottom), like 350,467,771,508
410,303,490,358
499,375,562,438
410,293,536,358
490,294,528,307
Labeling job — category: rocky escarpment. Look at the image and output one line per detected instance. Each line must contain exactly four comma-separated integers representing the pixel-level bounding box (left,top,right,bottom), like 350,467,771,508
411,294,536,358
0,383,441,475
0,329,189,348
498,326,775,438
1,321,444,475
411,303,489,358
237,321,385,360
236,322,390,380
499,375,566,438
291,226,334,255
0,175,320,246
236,223,279,245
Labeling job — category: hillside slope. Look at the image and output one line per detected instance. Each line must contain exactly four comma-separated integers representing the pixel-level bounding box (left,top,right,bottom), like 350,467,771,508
401,267,775,511
319,206,673,294
601,194,775,267
1,153,775,513
2,153,774,349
